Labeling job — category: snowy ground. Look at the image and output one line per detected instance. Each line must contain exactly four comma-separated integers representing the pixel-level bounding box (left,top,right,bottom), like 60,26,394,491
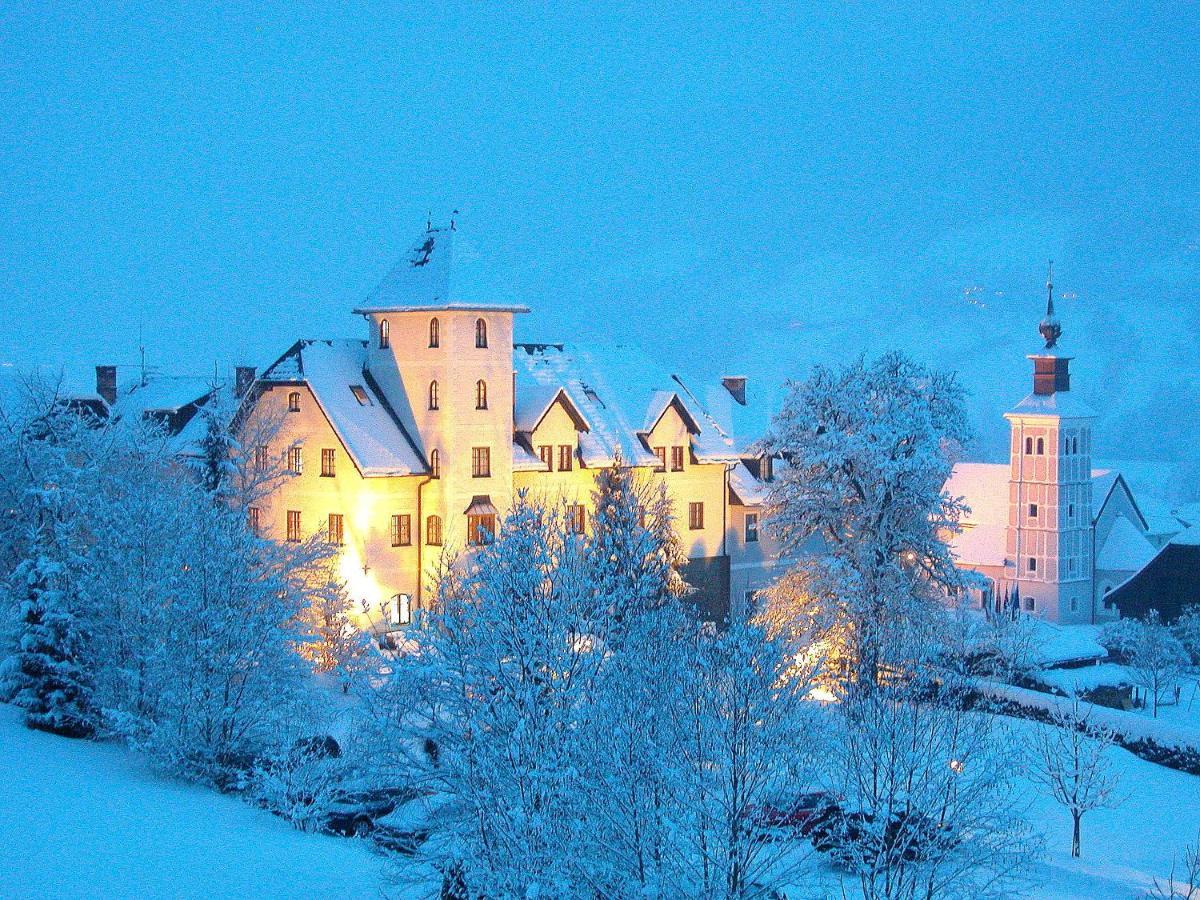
0,705,384,900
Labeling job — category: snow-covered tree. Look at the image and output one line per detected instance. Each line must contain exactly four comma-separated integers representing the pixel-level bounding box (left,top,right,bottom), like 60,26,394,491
758,352,971,689
296,556,366,686
1172,605,1200,667
825,671,1036,899
1145,830,1200,900
1030,696,1122,859
1103,614,1189,717
672,621,826,899
4,525,94,738
376,493,611,897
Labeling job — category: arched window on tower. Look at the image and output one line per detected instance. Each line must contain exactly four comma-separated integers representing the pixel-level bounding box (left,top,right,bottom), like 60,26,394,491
1025,437,1033,455
429,380,439,410
429,318,440,348
475,318,488,349
1072,436,1079,454
475,379,488,410
379,319,390,350
429,449,440,479
1036,437,1044,455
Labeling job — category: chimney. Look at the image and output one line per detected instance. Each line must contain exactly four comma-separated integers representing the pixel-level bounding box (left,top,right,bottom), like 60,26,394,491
234,366,256,398
95,365,117,406
721,376,747,406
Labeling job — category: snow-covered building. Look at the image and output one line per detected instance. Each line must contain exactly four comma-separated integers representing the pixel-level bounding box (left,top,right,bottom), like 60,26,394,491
238,223,784,632
945,277,1173,625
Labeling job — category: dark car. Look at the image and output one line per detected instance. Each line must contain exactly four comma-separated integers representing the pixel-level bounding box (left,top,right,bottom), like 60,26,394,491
322,782,419,837
372,792,461,854
808,806,958,867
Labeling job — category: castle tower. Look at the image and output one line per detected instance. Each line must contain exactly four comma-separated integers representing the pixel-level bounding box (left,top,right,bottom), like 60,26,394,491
354,222,529,578
1002,266,1096,624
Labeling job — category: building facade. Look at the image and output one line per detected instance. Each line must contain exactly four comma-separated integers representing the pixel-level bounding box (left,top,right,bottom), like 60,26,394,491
241,224,783,635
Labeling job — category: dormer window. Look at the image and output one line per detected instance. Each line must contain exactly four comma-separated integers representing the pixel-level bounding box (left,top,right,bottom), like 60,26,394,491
429,318,440,348
379,319,390,350
475,318,488,349
475,379,488,410
429,380,440,410
350,385,372,406
287,391,301,412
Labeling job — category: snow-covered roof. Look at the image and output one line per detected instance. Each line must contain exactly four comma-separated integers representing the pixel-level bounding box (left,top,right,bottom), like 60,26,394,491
1005,391,1097,419
950,524,1008,568
945,462,1010,526
513,343,718,469
114,376,213,417
1171,524,1200,547
728,461,768,506
1097,515,1158,572
1026,620,1108,667
260,340,425,477
353,225,527,314
512,439,546,473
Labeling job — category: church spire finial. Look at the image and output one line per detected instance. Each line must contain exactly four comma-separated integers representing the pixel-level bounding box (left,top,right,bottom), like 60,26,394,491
1038,259,1062,349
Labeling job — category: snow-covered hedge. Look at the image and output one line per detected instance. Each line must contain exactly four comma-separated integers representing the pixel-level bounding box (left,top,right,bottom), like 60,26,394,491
969,680,1200,775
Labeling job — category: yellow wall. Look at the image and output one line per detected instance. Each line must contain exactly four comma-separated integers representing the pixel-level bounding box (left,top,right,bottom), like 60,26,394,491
248,383,424,629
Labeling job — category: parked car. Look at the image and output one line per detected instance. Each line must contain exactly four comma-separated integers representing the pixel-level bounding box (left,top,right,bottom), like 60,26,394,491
321,780,419,837
372,792,462,854
808,806,958,867
750,791,840,836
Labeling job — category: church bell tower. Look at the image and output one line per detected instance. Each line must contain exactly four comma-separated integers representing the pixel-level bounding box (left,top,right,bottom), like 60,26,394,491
1002,265,1097,624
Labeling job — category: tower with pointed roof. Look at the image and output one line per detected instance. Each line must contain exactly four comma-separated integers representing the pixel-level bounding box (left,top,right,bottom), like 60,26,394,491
1002,266,1096,623
354,221,529,570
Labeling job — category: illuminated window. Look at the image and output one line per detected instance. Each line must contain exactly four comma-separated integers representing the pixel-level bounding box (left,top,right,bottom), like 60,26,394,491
472,446,491,478
744,512,759,543
467,513,496,545
430,449,440,479
327,513,343,546
387,593,412,627
558,445,573,472
255,445,269,470
429,380,439,410
475,318,488,348
671,446,685,472
391,514,411,547
287,446,303,474
538,445,553,470
429,318,440,348
287,391,301,412
566,504,586,535
426,515,442,546
379,319,390,350
689,502,704,530
286,510,301,543
653,446,666,473
475,379,488,410
350,385,372,406
320,448,336,477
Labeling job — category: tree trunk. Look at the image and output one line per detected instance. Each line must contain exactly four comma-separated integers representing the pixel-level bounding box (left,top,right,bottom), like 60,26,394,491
1071,812,1081,858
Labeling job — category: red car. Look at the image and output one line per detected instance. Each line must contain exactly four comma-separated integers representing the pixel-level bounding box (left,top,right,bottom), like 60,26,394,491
750,791,840,835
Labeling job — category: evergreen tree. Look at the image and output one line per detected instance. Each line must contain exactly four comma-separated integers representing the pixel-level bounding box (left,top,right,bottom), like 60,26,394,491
6,528,93,738
195,389,239,499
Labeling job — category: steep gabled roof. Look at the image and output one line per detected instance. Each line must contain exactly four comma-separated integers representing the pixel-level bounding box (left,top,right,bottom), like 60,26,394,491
1091,469,1149,530
1097,515,1158,572
260,339,425,477
514,386,591,435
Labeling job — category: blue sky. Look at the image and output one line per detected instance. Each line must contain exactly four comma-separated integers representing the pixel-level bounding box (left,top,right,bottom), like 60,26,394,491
1,3,1197,468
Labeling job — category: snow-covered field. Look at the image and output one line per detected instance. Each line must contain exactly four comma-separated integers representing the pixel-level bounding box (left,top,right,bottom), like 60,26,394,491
0,705,383,900
1009,714,1200,899
2,699,1198,899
